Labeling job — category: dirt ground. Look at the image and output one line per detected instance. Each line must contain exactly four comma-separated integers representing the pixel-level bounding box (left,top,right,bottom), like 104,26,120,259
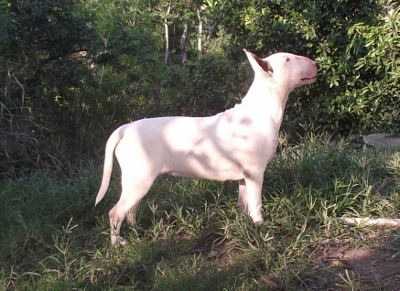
311,231,400,291
207,229,400,290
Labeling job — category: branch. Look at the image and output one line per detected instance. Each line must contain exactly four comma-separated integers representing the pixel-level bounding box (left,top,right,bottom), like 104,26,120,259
205,20,217,52
337,217,400,228
12,75,25,111
39,49,89,65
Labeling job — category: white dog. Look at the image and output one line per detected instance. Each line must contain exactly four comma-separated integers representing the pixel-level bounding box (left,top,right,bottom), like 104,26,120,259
96,49,318,245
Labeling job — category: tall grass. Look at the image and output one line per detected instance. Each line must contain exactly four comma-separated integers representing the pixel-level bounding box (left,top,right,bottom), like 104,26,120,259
1,133,400,290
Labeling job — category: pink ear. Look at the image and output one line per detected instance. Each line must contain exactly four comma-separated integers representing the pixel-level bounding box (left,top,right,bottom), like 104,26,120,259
243,49,273,77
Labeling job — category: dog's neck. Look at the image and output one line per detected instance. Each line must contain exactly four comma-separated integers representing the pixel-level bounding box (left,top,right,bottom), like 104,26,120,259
239,76,290,125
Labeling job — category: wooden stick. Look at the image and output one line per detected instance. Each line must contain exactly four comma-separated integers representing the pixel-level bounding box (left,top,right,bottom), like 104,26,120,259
338,217,400,227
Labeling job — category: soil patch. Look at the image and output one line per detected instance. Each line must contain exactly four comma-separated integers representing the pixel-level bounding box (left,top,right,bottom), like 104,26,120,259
312,241,400,290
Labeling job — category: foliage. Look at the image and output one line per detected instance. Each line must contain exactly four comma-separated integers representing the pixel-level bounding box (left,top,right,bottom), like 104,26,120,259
1,0,400,176
346,8,400,133
1,134,400,290
1,0,102,177
206,0,400,135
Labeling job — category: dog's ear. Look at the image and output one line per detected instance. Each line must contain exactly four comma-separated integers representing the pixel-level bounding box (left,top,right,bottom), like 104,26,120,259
243,49,273,77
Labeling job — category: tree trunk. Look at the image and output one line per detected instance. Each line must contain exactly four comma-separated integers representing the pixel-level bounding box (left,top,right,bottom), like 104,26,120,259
205,21,217,52
197,7,202,59
164,3,171,65
180,20,188,65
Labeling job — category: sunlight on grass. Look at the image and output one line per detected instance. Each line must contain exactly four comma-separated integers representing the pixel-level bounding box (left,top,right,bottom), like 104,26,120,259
1,133,400,290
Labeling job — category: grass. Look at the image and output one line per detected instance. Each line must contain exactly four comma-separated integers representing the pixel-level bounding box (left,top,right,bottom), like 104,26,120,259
1,132,400,290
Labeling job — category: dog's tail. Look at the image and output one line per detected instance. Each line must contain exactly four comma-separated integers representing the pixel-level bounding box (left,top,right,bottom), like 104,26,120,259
95,127,124,206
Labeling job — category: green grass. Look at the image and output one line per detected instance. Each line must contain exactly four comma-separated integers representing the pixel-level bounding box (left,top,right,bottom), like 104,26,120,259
1,133,400,290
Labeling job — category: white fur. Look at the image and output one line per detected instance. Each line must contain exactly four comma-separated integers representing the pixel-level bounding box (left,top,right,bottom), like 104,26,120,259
96,49,318,245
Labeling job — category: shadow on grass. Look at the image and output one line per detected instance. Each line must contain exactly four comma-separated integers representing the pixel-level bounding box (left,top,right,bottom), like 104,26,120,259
89,232,263,291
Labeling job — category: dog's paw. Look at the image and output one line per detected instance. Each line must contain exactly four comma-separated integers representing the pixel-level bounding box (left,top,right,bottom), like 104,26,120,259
253,220,264,227
112,236,128,247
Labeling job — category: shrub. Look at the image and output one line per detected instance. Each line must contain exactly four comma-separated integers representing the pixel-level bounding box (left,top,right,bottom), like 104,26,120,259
211,0,400,135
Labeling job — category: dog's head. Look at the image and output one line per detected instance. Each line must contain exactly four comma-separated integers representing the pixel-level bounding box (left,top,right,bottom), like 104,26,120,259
244,49,318,90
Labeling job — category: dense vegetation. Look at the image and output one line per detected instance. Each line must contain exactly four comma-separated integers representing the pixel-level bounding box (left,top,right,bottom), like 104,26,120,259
1,0,400,177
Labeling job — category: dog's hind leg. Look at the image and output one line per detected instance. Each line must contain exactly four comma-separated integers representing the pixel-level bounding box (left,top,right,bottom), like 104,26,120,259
237,179,249,214
108,173,155,245
126,204,139,226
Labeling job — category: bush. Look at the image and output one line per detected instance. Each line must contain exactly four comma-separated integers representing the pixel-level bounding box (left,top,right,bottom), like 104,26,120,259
212,0,400,135
2,0,400,177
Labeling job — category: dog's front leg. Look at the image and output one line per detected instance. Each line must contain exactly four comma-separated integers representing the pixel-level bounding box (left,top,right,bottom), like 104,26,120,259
244,174,264,224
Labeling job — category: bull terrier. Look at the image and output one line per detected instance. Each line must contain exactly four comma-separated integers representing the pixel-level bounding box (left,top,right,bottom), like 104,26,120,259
95,49,318,245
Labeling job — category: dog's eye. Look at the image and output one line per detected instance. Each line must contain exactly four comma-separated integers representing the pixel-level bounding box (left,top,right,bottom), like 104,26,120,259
286,58,290,62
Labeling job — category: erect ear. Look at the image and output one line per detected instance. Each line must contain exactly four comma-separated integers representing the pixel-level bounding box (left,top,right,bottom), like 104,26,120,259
243,49,273,77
